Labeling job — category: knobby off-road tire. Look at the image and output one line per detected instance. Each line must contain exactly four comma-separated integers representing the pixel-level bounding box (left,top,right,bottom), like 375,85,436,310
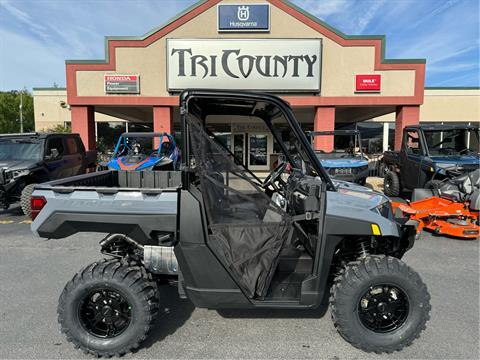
58,259,159,357
384,171,400,197
20,184,36,217
330,255,430,353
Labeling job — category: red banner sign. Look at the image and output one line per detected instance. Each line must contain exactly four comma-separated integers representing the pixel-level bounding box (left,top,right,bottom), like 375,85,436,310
355,74,381,92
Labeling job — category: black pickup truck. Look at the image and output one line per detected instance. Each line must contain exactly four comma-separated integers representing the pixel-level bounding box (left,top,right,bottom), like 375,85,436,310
0,132,96,215
383,124,479,197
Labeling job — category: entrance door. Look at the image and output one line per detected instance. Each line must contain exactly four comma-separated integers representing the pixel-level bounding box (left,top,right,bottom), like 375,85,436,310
248,133,270,171
232,133,245,165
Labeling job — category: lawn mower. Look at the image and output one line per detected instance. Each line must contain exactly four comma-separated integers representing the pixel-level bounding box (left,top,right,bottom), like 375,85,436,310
391,169,479,239
105,132,179,171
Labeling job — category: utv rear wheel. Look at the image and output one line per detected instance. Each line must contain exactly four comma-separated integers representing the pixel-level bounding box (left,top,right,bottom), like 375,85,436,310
384,171,400,197
330,255,430,353
58,259,159,357
20,184,36,217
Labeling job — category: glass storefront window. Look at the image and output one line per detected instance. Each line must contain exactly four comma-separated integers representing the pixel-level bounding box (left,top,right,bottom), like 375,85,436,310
249,134,268,166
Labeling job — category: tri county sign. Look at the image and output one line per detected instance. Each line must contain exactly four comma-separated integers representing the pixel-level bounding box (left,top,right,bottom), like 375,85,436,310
167,39,322,92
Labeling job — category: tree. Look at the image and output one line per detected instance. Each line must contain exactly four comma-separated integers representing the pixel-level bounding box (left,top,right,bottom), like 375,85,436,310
0,90,35,133
46,123,71,133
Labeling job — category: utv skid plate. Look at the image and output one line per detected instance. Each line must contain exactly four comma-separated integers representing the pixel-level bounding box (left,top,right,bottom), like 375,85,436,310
392,197,479,239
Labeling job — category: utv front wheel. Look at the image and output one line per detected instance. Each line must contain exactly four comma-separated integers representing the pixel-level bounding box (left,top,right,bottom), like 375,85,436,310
330,255,430,353
20,183,36,217
58,259,159,357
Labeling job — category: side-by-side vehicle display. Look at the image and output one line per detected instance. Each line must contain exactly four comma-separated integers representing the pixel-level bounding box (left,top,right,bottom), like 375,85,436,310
383,125,479,197
308,130,369,185
31,91,430,357
102,132,179,171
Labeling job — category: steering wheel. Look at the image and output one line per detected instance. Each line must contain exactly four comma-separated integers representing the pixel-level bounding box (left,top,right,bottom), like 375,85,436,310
262,162,288,190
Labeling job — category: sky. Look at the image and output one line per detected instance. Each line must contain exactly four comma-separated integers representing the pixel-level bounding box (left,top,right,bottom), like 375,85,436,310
0,0,478,91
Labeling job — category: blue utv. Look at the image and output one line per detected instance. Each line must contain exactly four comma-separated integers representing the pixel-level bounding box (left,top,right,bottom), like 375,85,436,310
308,130,369,185
106,132,179,171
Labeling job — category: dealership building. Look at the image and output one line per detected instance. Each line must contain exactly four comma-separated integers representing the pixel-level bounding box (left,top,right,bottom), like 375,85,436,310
33,0,479,171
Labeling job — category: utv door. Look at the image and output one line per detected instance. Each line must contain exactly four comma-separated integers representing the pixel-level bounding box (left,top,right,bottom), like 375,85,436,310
187,114,290,299
400,130,424,189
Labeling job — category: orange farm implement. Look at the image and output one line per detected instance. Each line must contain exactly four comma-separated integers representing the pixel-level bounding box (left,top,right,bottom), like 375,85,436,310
392,196,479,240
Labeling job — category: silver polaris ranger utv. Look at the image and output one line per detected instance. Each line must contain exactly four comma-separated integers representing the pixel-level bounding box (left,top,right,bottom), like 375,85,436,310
31,90,430,357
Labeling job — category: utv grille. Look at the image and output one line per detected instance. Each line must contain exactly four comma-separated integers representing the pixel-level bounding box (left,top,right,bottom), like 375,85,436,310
334,167,352,175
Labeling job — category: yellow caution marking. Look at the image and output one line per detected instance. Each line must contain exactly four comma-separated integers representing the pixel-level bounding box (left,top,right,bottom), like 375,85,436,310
0,220,14,224
19,220,32,224
371,224,381,236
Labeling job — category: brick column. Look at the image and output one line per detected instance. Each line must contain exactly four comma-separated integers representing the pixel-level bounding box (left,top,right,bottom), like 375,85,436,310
313,106,335,152
71,106,95,150
153,106,173,148
395,105,420,151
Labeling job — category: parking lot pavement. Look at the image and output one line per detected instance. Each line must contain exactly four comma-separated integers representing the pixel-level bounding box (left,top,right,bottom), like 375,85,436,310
0,206,478,359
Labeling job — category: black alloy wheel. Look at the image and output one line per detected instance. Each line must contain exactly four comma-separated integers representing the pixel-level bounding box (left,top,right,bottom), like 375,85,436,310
357,284,409,333
58,259,159,357
330,255,430,353
79,288,132,338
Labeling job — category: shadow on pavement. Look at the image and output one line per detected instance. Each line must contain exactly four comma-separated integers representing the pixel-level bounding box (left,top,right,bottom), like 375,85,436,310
141,284,195,350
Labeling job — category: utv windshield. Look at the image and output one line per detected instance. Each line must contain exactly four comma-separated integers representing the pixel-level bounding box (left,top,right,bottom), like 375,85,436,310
0,139,41,161
311,131,363,160
424,128,479,156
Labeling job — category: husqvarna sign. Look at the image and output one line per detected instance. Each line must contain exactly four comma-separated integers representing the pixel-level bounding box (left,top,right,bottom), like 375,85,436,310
167,39,322,92
218,3,270,31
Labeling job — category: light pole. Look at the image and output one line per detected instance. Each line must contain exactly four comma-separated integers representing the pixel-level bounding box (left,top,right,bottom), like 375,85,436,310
19,91,24,133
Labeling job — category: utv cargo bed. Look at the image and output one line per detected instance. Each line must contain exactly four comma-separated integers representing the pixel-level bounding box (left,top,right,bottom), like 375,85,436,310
31,170,181,242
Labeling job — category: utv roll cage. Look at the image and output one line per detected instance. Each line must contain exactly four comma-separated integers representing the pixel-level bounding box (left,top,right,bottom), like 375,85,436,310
180,90,336,191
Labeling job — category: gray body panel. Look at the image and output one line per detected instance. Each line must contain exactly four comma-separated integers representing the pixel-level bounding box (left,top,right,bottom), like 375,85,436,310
31,172,179,243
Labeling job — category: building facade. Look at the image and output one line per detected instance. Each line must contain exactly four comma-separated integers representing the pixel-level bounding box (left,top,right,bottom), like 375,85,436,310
33,0,479,171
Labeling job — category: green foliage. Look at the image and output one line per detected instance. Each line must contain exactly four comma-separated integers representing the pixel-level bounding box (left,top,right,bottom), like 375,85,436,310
0,90,34,133
46,123,71,133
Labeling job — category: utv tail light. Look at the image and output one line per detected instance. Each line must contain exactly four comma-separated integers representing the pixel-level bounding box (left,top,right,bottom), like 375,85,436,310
31,196,47,220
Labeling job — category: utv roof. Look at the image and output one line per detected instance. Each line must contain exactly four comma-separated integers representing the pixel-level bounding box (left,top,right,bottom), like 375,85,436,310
308,130,360,136
405,124,478,131
180,89,292,117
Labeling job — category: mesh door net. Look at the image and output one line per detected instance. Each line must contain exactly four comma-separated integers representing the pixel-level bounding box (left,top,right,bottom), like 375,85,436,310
188,116,290,298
